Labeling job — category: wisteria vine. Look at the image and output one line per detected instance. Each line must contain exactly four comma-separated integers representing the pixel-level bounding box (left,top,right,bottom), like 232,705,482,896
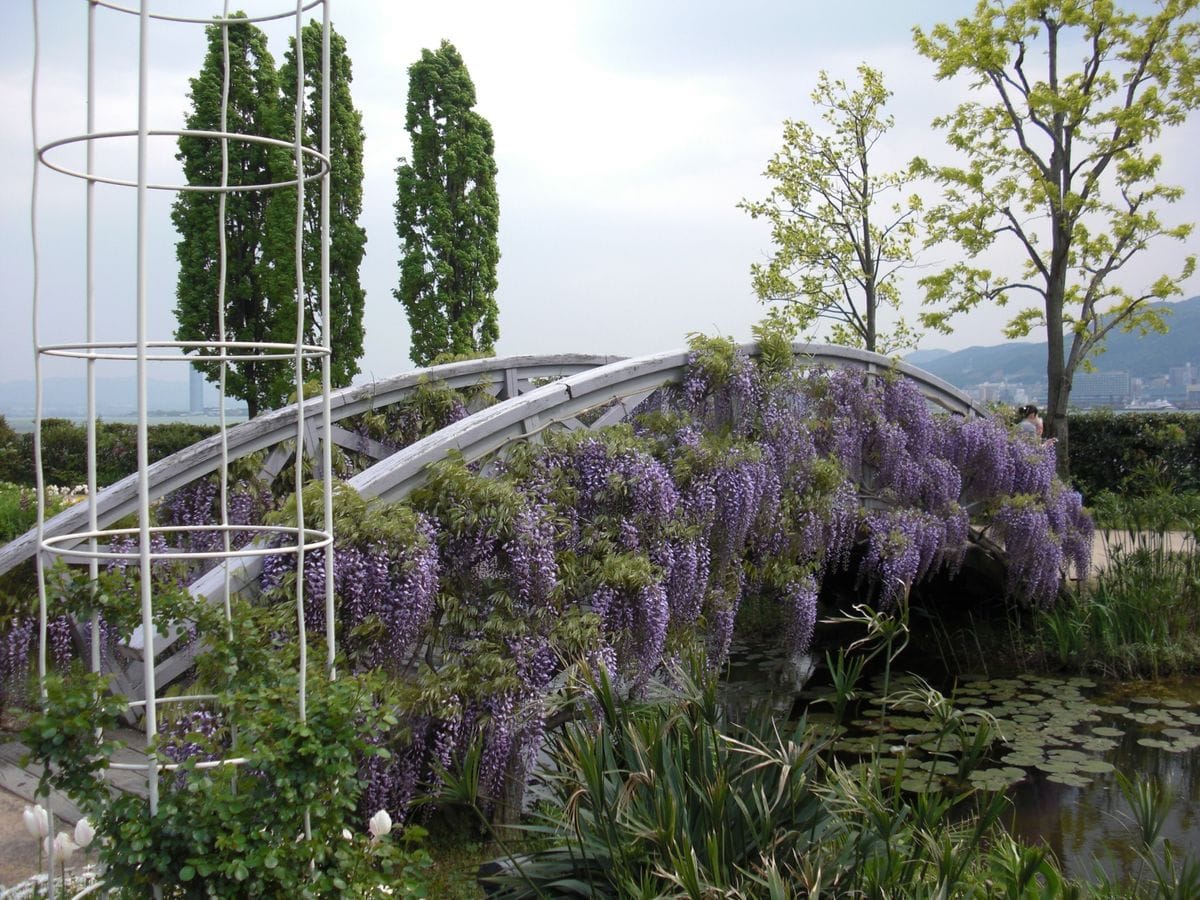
3,334,1092,829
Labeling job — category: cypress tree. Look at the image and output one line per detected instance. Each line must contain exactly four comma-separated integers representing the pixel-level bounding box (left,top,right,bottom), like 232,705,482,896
395,41,500,366
171,17,293,418
279,21,367,393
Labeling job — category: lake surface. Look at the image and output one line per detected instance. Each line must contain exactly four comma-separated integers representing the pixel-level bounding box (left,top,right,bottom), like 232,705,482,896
723,640,1200,882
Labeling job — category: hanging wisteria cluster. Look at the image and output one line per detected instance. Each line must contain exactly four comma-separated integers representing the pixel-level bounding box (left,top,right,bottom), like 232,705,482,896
157,473,274,559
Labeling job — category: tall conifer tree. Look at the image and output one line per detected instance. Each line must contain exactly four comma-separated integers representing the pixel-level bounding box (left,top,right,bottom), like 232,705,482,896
395,41,500,366
279,21,367,392
172,17,292,418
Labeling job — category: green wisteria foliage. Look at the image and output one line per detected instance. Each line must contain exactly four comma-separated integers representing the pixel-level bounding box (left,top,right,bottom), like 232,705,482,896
395,41,501,367
914,0,1200,471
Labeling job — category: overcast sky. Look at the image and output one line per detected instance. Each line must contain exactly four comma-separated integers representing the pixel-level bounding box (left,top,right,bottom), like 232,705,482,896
2,0,1198,388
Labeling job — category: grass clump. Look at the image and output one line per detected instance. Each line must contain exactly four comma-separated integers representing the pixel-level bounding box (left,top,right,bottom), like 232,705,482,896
1033,494,1200,678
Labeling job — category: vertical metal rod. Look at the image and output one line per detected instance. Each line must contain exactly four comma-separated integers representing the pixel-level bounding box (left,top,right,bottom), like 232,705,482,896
293,0,312,849
134,0,159,821
28,1,55,894
321,0,335,678
293,0,308,726
87,0,100,682
218,1,233,636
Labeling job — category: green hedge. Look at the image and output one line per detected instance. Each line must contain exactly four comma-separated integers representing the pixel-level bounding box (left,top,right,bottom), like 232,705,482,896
0,416,218,488
1069,410,1200,500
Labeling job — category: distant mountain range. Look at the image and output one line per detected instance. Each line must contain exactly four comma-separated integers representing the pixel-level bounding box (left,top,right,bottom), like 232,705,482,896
908,295,1200,388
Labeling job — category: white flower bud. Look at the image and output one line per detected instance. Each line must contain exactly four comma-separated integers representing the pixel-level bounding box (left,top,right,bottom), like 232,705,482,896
74,817,95,848
53,831,76,865
368,809,392,841
23,804,49,839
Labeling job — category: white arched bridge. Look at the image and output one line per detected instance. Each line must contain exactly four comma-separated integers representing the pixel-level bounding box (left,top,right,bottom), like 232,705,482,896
2,343,983,698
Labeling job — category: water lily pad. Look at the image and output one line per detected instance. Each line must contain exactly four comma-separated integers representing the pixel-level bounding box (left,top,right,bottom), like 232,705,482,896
1076,759,1115,774
1124,713,1163,726
1137,737,1173,749
1046,772,1092,787
1091,726,1125,738
1162,727,1193,739
1035,760,1081,774
1160,699,1193,709
835,736,880,754
914,759,959,775
1047,749,1089,762
1131,696,1163,705
1161,740,1198,754
1002,754,1045,768
888,716,938,732
1096,705,1130,715
1079,738,1119,753
969,767,1027,790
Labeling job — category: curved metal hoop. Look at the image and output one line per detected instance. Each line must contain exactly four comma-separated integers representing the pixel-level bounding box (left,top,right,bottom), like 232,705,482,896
40,340,331,364
93,0,323,26
42,523,332,565
38,130,330,192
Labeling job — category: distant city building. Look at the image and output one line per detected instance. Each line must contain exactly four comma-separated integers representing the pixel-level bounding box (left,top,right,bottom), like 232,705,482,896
189,366,204,413
1187,384,1200,410
1169,363,1195,392
1071,371,1132,408
973,383,1003,404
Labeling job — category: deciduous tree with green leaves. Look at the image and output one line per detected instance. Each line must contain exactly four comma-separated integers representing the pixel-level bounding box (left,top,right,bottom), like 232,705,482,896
914,0,1200,473
740,65,922,354
395,41,500,367
172,17,294,418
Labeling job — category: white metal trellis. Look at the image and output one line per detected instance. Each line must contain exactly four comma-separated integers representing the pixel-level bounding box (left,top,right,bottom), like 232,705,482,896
30,1,335,895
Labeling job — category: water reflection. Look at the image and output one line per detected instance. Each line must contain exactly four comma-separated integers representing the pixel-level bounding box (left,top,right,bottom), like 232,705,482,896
1006,682,1200,882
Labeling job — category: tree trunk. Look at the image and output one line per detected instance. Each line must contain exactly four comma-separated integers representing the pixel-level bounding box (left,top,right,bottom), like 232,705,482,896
865,282,877,353
1044,247,1071,478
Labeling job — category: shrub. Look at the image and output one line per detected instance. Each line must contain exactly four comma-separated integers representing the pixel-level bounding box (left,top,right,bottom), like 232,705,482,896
1070,409,1200,500
0,420,220,489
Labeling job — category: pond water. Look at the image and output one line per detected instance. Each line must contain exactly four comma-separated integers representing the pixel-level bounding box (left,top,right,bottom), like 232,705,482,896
723,641,1200,882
